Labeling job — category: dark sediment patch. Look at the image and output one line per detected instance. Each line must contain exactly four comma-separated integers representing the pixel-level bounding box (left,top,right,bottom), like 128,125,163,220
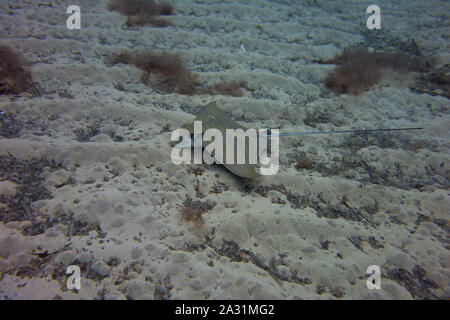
239,182,378,226
0,112,24,138
383,265,445,299
0,155,62,224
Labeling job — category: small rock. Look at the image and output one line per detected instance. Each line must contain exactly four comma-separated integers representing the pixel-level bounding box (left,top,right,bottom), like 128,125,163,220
91,134,113,143
224,201,238,209
125,198,139,207
130,247,143,260
91,260,111,278
0,181,18,197
118,185,130,192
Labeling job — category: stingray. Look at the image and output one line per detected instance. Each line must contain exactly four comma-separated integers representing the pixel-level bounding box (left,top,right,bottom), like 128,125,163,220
180,101,261,178
177,101,422,178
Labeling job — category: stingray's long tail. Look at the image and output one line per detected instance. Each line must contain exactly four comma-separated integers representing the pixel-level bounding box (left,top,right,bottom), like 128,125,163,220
264,127,423,137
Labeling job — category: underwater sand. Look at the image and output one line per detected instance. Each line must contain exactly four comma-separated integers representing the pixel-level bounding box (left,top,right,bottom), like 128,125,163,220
0,0,449,299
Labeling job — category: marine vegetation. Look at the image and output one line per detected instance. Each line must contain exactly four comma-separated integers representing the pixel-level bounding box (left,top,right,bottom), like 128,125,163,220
178,196,216,227
411,64,450,98
107,50,198,94
107,50,249,96
107,0,175,27
0,44,39,96
324,46,426,95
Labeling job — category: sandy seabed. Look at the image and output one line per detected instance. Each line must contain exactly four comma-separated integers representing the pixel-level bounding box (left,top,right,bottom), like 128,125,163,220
0,0,449,299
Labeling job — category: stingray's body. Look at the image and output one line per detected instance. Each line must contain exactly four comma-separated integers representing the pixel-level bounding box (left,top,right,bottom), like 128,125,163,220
182,101,261,178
